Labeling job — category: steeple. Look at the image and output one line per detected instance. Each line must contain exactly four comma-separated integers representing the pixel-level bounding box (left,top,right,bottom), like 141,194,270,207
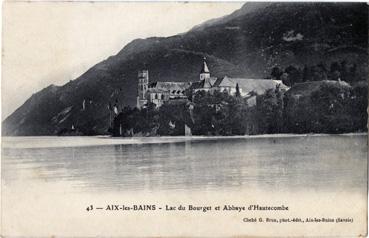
201,57,209,73
200,57,210,81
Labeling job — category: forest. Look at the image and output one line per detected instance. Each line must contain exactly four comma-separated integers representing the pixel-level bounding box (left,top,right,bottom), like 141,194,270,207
110,72,367,137
271,61,364,87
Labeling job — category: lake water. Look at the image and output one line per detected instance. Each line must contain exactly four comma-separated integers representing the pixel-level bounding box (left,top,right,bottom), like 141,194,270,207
2,134,367,193
1,134,367,237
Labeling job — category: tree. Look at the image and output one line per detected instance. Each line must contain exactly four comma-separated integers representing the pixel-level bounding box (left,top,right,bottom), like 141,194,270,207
340,60,348,81
310,65,327,81
191,91,216,135
157,102,190,136
235,83,241,97
256,86,284,134
329,61,341,81
284,65,302,86
310,82,352,133
271,66,283,80
191,90,251,135
302,65,310,82
111,103,160,137
284,81,355,134
349,82,368,131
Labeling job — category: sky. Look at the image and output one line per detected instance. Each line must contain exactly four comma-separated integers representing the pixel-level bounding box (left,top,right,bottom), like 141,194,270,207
2,1,244,119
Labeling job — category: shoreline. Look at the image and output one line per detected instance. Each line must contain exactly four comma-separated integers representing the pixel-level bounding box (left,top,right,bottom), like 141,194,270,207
2,132,367,149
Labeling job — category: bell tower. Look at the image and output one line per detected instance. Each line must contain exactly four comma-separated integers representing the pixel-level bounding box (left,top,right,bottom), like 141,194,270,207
200,57,210,81
137,70,149,108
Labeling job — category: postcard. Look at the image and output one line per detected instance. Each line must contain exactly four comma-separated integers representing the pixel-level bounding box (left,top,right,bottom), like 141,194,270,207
1,1,368,237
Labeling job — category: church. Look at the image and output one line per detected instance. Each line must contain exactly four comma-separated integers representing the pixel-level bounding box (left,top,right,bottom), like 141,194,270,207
136,59,287,108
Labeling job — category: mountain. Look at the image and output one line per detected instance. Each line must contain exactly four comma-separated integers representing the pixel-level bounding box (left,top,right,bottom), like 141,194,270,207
3,2,368,136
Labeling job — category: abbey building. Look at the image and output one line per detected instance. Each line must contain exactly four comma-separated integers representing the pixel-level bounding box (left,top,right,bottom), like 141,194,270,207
136,69,190,108
136,59,287,109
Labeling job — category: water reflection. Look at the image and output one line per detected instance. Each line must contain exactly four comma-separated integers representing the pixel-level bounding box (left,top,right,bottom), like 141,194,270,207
2,135,367,192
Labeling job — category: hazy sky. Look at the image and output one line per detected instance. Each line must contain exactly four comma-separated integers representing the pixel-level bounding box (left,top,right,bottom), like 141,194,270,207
2,1,244,118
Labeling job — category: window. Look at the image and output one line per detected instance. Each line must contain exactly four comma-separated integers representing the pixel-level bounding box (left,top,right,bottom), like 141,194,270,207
155,94,158,99
161,94,165,100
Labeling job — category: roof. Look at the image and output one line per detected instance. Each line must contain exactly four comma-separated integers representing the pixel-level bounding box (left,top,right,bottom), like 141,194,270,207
166,98,189,105
217,76,289,95
148,81,192,92
203,77,217,88
213,76,233,87
147,88,165,93
285,80,351,97
200,60,210,74
189,81,203,90
190,77,217,89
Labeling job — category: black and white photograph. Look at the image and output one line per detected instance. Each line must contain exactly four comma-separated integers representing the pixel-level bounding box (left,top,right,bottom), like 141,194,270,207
1,1,368,237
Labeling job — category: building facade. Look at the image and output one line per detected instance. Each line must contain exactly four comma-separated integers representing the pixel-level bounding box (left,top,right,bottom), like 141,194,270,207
136,70,149,108
136,59,288,108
